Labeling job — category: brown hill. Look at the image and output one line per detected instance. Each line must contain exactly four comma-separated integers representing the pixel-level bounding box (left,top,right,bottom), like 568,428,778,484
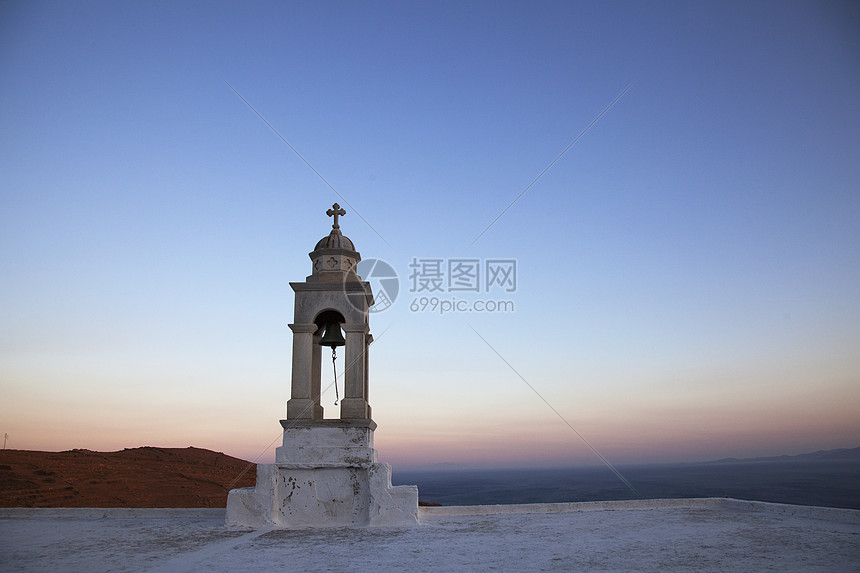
0,446,257,508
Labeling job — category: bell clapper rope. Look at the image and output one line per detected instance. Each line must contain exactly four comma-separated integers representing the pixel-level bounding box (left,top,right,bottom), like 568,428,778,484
332,346,339,406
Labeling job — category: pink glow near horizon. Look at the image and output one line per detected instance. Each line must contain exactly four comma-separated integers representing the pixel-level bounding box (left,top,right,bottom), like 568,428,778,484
4,369,858,469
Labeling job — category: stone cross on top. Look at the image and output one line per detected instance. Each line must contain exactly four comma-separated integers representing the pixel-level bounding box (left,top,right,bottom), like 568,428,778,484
326,203,346,230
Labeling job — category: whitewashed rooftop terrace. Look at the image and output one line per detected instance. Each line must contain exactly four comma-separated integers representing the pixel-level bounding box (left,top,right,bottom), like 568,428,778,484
2,498,858,572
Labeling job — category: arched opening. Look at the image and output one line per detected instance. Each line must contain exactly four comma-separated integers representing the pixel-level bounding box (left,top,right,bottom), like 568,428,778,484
314,309,346,330
314,310,346,419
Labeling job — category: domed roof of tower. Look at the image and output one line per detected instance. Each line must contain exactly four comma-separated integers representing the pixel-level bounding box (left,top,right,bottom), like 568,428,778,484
306,204,362,283
314,229,355,252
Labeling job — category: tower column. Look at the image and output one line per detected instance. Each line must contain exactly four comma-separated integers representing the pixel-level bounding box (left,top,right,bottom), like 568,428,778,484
287,323,322,420
340,323,369,419
310,329,323,417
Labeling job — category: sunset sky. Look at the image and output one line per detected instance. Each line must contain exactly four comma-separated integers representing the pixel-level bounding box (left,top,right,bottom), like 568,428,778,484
2,1,859,471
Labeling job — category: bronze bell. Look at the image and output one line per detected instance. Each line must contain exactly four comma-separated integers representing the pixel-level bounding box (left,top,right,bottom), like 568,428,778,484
318,322,345,349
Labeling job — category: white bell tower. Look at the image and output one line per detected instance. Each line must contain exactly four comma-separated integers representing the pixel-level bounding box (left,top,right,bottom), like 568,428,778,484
226,204,418,528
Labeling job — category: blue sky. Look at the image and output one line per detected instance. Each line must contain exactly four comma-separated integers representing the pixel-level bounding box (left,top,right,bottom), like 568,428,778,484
1,1,859,468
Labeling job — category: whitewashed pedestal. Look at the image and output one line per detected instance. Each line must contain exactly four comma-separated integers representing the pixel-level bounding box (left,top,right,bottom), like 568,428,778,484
226,420,418,528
